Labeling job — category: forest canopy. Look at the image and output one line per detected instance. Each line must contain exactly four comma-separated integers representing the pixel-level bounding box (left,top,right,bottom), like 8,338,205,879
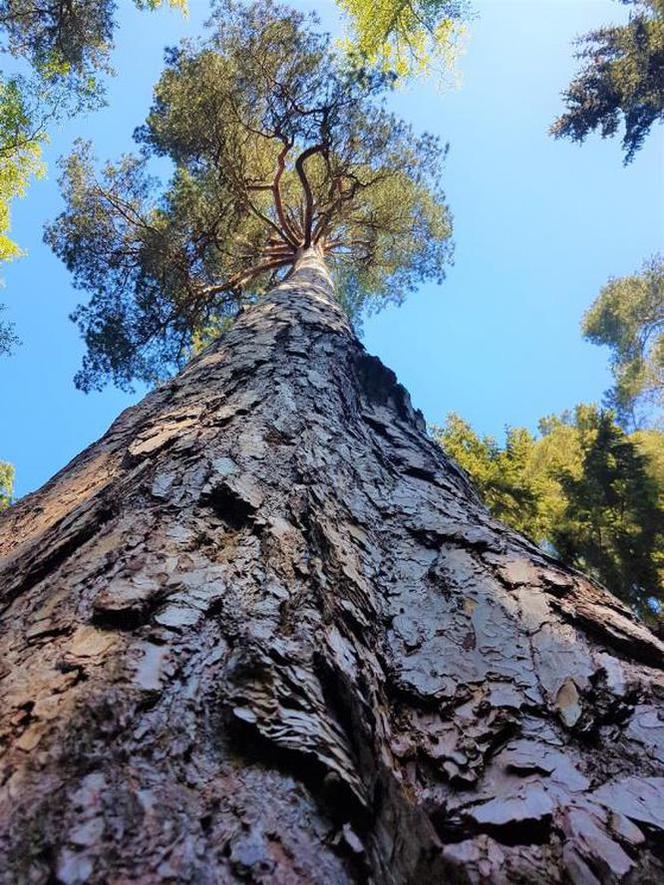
0,0,187,350
436,406,664,626
46,0,453,392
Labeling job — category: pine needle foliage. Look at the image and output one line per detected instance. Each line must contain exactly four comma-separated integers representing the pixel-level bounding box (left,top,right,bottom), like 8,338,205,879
46,0,453,392
0,0,187,268
337,0,470,79
552,0,664,163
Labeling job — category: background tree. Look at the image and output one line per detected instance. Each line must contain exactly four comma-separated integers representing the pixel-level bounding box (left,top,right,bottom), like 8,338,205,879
337,0,470,77
0,459,12,508
0,0,186,306
435,404,664,624
0,1,186,495
0,0,187,100
551,0,664,163
433,413,545,537
0,70,49,349
552,410,663,619
46,0,452,392
583,254,664,429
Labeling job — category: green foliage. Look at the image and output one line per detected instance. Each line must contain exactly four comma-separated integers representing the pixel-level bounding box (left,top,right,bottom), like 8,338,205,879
0,459,13,509
47,0,453,392
337,0,470,78
583,254,664,428
434,414,545,538
552,411,663,615
435,405,664,623
0,0,187,100
0,0,187,266
633,427,664,492
551,0,664,163
0,75,46,260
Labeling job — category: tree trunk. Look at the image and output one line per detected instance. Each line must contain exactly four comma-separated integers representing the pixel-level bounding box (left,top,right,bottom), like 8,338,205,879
1,248,663,884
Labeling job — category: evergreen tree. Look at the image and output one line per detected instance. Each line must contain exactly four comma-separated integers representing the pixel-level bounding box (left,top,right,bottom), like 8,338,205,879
436,406,664,622
46,0,452,392
0,0,186,282
583,254,664,428
433,414,544,538
551,0,664,163
553,412,664,620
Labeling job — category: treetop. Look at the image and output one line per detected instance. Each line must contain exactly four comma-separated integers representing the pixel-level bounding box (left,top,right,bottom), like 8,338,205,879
47,0,453,392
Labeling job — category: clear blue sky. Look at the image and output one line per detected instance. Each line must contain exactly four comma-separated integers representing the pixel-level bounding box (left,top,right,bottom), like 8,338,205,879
1,0,663,498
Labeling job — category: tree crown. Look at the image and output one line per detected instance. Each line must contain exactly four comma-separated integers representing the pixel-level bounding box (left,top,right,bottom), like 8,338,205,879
551,0,664,163
337,0,470,79
46,0,453,392
0,0,187,99
583,254,664,428
435,404,664,624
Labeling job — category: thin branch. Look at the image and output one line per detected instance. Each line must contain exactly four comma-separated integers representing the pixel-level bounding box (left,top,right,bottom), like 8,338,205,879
197,256,294,297
245,195,292,247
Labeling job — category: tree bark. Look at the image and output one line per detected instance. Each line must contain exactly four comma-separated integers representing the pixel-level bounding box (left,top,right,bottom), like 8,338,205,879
1,248,664,884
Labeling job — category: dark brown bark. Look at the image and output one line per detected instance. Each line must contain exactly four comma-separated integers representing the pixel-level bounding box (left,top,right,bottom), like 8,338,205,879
1,249,664,884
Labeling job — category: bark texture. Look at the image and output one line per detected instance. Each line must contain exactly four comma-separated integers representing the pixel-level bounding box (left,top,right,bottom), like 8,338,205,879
1,251,664,884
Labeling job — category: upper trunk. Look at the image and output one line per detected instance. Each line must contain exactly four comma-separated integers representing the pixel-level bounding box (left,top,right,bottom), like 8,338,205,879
1,251,664,884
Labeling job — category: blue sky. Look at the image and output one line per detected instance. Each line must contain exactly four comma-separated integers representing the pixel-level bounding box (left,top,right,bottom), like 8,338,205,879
1,0,663,498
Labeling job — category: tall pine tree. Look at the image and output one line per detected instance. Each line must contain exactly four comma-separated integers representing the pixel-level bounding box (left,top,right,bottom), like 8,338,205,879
2,5,664,882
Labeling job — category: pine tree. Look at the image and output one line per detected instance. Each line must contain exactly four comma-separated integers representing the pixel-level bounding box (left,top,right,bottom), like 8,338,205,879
554,411,664,618
2,5,664,882
551,0,664,163
583,255,664,428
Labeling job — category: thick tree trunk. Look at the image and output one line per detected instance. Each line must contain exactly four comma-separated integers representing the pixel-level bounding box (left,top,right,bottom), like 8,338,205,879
1,248,664,884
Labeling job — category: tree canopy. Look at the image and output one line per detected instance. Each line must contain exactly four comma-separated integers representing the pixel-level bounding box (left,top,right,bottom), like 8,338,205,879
435,405,664,625
0,0,187,323
551,0,664,163
0,0,187,101
435,413,547,539
337,0,470,78
583,254,664,428
46,0,453,392
0,69,51,348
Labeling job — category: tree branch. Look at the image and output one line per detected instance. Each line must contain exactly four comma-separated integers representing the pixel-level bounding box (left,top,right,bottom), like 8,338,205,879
198,256,294,298
295,143,326,249
272,139,300,247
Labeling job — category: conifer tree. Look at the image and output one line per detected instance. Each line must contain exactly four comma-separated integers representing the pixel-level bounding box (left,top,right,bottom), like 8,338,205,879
552,0,664,163
436,406,664,624
0,0,187,350
2,5,664,882
553,411,663,616
46,1,452,391
583,255,664,428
